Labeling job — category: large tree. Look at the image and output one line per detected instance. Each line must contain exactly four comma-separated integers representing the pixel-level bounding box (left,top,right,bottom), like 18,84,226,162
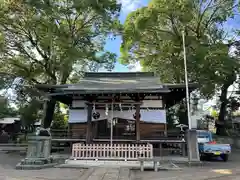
0,73,17,119
0,97,17,119
120,0,240,134
0,73,16,93
0,0,121,127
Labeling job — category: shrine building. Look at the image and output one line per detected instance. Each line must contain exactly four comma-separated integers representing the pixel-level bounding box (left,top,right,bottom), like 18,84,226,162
36,72,197,144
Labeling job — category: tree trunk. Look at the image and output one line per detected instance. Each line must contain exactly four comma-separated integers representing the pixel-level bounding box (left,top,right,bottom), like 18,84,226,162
41,73,70,129
42,99,56,129
216,73,236,135
216,84,228,135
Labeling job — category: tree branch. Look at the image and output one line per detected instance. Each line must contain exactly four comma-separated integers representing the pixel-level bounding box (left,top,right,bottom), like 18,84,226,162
196,0,214,38
7,62,42,85
26,31,57,83
28,30,49,61
168,14,181,40
16,43,43,65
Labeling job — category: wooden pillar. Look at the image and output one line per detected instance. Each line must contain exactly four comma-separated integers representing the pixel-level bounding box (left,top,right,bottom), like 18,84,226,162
162,95,167,137
94,121,98,139
164,123,167,137
135,104,140,142
86,103,93,144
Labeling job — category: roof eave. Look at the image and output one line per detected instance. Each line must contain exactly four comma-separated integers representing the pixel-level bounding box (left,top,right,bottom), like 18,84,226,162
48,88,171,96
165,83,198,89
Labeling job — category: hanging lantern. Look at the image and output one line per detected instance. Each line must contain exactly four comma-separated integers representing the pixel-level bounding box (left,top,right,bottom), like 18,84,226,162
93,102,96,113
112,118,118,126
107,116,113,128
105,104,109,116
119,103,122,112
131,105,135,110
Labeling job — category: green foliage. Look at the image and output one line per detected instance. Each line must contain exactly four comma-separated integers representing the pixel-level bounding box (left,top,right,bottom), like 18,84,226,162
0,0,121,85
0,73,15,94
166,107,176,129
176,103,188,125
19,98,42,126
120,0,239,97
51,102,68,129
228,97,240,112
0,97,17,119
0,0,121,127
166,102,189,129
51,113,68,129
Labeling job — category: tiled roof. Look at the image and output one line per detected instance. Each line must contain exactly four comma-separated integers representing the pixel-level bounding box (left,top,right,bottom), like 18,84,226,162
36,72,197,94
62,75,168,93
37,72,170,94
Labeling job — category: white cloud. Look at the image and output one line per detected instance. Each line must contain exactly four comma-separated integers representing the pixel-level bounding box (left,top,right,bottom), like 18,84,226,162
128,61,142,72
117,0,142,13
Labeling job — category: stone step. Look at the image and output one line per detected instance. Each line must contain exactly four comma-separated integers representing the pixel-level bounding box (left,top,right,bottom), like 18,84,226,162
81,168,130,180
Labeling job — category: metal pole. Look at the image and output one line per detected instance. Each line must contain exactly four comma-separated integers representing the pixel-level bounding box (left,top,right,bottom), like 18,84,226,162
182,30,192,129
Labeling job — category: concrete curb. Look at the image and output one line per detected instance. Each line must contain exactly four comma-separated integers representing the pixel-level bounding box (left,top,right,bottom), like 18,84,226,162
16,162,58,170
55,159,207,171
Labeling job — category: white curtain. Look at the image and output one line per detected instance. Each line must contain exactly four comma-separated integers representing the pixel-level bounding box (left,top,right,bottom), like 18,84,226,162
68,109,108,123
68,109,166,123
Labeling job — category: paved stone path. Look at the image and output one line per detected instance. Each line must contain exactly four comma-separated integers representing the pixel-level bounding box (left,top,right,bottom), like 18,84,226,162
132,168,240,180
1,166,240,180
1,152,240,180
0,167,130,180
0,153,131,180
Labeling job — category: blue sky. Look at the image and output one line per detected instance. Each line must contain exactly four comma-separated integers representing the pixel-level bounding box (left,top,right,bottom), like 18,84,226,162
105,0,149,72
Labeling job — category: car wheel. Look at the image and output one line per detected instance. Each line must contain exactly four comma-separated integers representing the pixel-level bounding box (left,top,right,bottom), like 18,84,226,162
200,155,205,161
205,155,212,161
221,154,229,162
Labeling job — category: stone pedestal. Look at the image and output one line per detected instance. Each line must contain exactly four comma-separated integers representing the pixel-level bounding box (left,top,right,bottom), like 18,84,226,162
16,136,57,170
186,129,200,163
26,136,51,158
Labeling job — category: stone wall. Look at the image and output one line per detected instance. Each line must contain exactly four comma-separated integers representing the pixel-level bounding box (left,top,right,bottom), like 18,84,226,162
215,136,240,149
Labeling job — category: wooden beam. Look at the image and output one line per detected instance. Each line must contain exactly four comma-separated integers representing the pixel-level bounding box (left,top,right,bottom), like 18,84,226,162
74,97,163,100
87,101,142,105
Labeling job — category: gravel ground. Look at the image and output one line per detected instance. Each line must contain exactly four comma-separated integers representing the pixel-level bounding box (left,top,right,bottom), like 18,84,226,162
0,151,240,180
